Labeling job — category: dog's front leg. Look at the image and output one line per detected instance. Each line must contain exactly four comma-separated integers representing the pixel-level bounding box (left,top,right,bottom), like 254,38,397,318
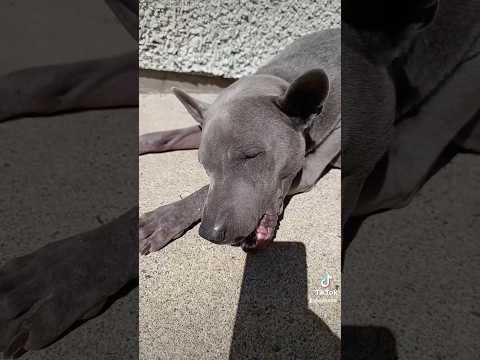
0,51,137,122
139,185,208,254
0,208,137,357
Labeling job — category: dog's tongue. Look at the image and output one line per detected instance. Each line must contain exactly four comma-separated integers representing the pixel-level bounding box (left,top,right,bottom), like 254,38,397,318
255,214,274,248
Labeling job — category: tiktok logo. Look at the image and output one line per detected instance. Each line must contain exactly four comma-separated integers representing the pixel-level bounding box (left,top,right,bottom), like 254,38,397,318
310,271,338,302
320,271,333,288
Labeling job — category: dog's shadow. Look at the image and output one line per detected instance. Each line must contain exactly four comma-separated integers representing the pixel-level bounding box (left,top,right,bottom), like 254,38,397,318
228,242,340,359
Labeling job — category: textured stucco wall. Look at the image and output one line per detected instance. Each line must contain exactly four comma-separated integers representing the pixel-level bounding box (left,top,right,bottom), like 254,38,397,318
140,0,340,78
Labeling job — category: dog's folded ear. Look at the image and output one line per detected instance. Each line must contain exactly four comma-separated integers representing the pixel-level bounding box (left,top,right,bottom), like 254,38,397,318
404,0,439,33
172,87,209,125
277,69,329,121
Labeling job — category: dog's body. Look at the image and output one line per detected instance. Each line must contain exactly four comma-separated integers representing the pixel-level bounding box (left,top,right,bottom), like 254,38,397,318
342,0,480,225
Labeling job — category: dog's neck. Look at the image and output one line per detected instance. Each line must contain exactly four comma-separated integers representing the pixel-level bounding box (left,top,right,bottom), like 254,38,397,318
304,112,341,156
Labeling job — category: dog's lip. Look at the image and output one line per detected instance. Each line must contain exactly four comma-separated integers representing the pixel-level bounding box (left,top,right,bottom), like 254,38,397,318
237,211,278,250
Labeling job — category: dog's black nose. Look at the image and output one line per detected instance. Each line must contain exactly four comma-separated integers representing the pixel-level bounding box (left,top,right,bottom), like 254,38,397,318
199,222,225,243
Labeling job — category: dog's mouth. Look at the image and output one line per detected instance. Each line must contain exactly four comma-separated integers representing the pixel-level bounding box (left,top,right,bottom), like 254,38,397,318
238,212,278,252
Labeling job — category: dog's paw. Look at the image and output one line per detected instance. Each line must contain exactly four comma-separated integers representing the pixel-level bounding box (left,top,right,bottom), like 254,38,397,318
0,224,133,357
139,203,196,255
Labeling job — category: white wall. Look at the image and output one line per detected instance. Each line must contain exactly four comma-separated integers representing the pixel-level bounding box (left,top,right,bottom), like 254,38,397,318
140,0,340,78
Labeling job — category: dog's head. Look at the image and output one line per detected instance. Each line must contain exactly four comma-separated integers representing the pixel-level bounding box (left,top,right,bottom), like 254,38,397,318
173,70,329,250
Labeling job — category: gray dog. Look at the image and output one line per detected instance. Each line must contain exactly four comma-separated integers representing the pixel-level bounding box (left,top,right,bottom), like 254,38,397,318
140,0,480,255
139,31,341,253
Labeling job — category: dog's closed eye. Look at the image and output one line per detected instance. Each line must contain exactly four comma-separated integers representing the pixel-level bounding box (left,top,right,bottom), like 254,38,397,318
243,150,265,159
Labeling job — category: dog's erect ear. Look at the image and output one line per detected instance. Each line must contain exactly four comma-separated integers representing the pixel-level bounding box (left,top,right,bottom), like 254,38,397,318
172,87,209,125
278,69,329,120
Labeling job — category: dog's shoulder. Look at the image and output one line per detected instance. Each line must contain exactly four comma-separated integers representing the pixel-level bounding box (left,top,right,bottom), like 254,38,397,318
255,29,340,84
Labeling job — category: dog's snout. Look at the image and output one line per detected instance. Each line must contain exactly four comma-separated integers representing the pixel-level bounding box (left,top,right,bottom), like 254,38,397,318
199,222,226,243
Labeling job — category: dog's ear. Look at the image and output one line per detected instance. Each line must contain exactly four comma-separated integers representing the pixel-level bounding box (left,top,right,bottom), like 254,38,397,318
400,0,439,36
278,69,329,121
343,0,439,35
172,87,209,125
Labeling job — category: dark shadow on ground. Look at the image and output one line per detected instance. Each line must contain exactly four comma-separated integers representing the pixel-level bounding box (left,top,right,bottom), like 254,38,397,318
229,242,340,360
